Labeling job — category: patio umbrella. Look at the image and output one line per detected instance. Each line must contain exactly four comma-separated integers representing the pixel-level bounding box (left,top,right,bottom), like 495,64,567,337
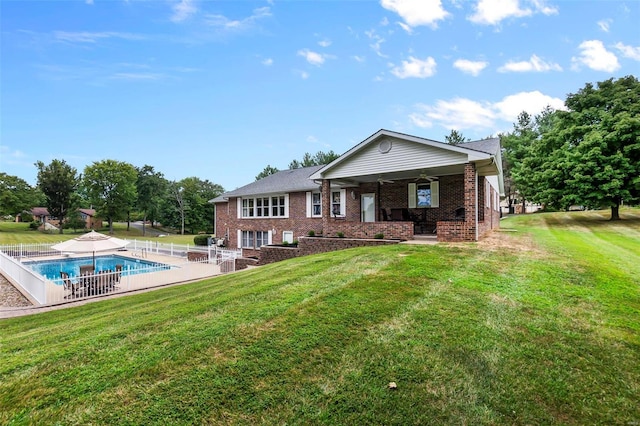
51,230,130,269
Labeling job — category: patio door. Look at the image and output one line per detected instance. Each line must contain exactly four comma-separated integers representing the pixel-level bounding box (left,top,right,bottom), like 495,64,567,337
361,193,375,222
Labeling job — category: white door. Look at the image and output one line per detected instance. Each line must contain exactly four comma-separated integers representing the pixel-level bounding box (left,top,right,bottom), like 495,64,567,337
361,193,375,222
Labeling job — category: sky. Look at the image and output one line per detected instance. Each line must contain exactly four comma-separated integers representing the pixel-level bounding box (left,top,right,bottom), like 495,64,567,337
1,0,639,192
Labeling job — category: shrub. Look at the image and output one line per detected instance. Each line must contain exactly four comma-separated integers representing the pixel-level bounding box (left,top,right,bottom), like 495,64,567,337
29,221,40,230
193,235,211,246
336,232,344,238
21,213,33,223
282,240,289,246
307,230,315,237
374,233,384,239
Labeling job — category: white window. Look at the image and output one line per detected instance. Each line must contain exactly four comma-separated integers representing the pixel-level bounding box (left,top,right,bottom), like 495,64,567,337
256,197,270,217
239,195,289,218
408,181,439,208
306,192,323,217
255,231,269,248
272,196,286,217
242,198,255,217
283,231,294,243
331,190,346,217
241,230,254,248
312,193,322,216
241,230,271,249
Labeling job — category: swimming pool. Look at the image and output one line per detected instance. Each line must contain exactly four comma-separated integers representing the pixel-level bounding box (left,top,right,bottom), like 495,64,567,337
24,255,172,281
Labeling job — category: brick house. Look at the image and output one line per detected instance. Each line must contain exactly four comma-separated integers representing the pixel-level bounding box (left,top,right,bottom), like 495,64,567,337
21,207,102,230
211,129,503,258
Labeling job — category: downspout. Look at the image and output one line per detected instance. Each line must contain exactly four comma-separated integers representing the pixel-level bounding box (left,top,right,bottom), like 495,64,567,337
213,204,217,237
475,172,479,241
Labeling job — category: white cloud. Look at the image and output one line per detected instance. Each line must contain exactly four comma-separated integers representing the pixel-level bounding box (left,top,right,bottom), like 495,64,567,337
530,0,558,16
365,30,387,58
468,0,557,26
262,58,274,66
453,59,488,76
380,0,450,29
498,54,562,72
204,6,271,31
469,0,531,25
410,98,495,129
409,91,565,131
0,146,28,165
493,91,565,123
110,73,164,81
398,22,413,34
353,55,365,63
614,42,640,61
318,39,332,47
597,19,612,32
298,49,331,66
53,31,145,43
571,40,620,72
171,0,197,23
390,56,437,78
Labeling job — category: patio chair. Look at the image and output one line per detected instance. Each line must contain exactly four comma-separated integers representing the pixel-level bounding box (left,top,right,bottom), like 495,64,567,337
113,264,123,288
380,208,390,221
60,271,83,299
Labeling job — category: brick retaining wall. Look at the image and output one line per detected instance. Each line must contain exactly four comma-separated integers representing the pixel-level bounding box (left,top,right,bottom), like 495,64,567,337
257,236,401,265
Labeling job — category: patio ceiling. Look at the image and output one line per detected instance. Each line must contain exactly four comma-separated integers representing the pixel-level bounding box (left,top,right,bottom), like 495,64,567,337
324,160,498,186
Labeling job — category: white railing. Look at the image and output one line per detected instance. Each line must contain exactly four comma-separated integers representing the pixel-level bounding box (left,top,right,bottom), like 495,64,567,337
0,242,59,259
0,251,47,304
1,243,244,306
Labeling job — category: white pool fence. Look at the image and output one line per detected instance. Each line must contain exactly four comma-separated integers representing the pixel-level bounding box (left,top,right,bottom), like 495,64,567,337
0,241,243,306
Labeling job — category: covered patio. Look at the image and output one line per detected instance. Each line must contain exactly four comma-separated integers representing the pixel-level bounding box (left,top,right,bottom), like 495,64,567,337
309,130,504,242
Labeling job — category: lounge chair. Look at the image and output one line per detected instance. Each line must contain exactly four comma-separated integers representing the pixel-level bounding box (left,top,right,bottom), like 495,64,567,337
60,271,83,299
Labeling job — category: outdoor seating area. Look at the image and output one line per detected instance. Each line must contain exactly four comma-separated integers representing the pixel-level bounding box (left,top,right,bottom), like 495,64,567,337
380,207,437,235
61,264,123,298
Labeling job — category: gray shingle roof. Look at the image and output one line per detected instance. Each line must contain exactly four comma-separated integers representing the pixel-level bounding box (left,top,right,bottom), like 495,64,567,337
210,165,324,203
459,138,500,155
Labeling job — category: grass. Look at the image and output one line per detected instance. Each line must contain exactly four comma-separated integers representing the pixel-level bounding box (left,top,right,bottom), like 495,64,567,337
1,209,639,425
0,221,200,246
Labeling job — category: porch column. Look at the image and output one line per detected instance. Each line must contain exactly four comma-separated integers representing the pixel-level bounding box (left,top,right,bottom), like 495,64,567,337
464,163,477,241
321,179,331,236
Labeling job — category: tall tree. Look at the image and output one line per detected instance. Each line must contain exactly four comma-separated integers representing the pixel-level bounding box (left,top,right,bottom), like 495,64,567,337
83,160,138,233
0,173,44,217
288,150,339,169
256,165,279,181
445,129,469,145
35,160,80,234
523,76,640,219
136,165,167,236
562,76,639,219
500,111,543,213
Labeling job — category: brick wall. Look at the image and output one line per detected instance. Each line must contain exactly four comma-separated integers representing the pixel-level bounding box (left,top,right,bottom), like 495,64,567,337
257,236,401,265
215,192,323,257
236,257,259,270
325,219,413,240
214,168,497,248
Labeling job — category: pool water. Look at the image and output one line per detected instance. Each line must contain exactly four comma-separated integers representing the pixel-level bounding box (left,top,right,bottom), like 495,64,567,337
25,255,172,281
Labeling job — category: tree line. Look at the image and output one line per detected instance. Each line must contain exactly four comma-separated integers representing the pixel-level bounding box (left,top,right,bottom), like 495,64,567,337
501,75,639,220
0,161,223,236
0,151,344,235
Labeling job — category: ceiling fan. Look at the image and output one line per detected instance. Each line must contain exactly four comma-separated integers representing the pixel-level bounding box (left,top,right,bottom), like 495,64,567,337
377,175,394,185
414,171,438,182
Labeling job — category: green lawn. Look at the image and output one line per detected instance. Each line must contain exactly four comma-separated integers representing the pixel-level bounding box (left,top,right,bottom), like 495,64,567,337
0,221,199,246
1,209,639,425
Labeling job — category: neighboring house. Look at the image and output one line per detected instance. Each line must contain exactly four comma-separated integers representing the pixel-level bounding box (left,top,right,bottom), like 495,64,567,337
19,207,102,230
211,129,504,258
